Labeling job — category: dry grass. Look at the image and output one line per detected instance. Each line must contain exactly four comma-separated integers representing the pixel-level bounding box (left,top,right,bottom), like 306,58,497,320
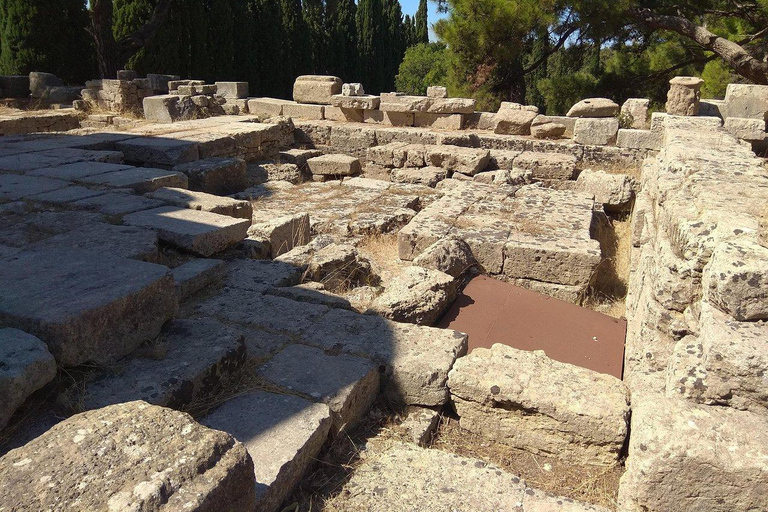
355,233,405,281
583,212,632,318
432,418,623,510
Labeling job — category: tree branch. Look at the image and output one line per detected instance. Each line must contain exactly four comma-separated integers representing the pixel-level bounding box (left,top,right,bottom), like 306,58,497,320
628,6,768,84
522,24,579,75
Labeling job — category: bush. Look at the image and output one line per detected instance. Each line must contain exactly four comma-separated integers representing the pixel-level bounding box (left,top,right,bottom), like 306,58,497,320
395,42,450,95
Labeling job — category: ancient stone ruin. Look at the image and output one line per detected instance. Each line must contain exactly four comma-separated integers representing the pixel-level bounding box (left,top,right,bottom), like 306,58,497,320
0,72,766,512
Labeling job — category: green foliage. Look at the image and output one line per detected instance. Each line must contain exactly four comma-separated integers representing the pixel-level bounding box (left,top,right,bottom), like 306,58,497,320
701,59,737,99
327,0,359,81
0,0,96,84
395,42,449,95
303,0,326,74
415,0,428,44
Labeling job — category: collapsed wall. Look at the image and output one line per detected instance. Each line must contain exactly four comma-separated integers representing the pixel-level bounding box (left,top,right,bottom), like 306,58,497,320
620,113,768,511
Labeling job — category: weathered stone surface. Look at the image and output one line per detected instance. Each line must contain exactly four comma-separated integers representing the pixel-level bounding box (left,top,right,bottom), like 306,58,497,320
247,161,304,185
323,106,363,122
567,98,619,118
0,328,56,428
124,206,250,257
427,86,448,98
201,392,330,512
26,222,159,261
143,94,182,123
77,318,245,411
616,128,662,150
723,83,768,121
530,116,567,139
283,102,325,120
0,401,257,512
71,191,166,216
249,212,310,257
621,98,650,128
283,242,373,291
28,160,133,180
300,308,467,406
78,167,188,193
413,112,464,130
370,266,457,326
117,136,199,166
573,117,619,146
379,93,433,113
427,97,476,114
293,75,343,105
618,397,768,512
215,81,248,99
258,343,379,432
223,259,302,291
363,109,414,126
494,102,538,135
575,169,634,211
28,72,63,98
172,258,226,300
307,154,362,177
391,166,447,187
279,148,323,167
427,145,490,176
342,82,365,96
0,174,68,201
412,236,476,277
173,157,248,195
666,76,704,116
449,344,630,465
247,97,295,118
703,238,768,321
148,186,253,219
331,94,380,110
0,248,176,367
399,406,441,446
724,116,766,142
514,151,576,180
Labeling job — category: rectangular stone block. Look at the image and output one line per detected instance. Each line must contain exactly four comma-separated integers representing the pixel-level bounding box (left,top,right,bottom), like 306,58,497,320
123,206,250,257
282,102,325,120
427,97,476,114
306,154,362,176
147,186,253,220
293,75,343,105
172,157,248,195
331,94,380,110
215,82,249,99
249,212,310,257
247,97,295,118
324,106,364,122
77,167,188,193
172,258,226,301
514,151,577,180
117,137,199,166
0,248,177,367
414,113,464,130
363,110,414,127
143,95,180,123
0,174,68,201
448,344,630,466
379,93,432,113
616,129,662,150
724,117,766,142
573,117,619,146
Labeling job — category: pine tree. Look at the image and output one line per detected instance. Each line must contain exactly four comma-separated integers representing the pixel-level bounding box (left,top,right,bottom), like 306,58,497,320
328,0,358,81
415,0,428,44
0,0,96,84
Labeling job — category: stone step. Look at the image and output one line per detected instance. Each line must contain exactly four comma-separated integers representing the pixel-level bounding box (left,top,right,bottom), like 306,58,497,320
201,391,331,512
0,148,123,174
147,186,253,219
172,157,248,195
116,136,199,166
257,343,379,433
0,248,177,367
0,174,69,201
307,154,362,177
28,161,134,180
123,206,250,257
25,222,159,261
76,167,188,193
71,191,168,216
171,258,226,301
0,401,257,511
72,318,246,412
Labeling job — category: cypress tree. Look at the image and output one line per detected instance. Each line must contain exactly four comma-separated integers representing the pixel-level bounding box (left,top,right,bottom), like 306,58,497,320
281,0,312,94
0,0,96,84
303,0,326,74
356,0,384,93
383,0,404,92
328,0,358,82
248,0,285,97
415,0,428,44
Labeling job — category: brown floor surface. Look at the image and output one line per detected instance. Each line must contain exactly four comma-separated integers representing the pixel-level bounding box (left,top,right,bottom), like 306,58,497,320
439,276,626,379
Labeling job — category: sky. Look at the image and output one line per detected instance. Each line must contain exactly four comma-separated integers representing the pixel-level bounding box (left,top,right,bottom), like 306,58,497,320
399,0,448,41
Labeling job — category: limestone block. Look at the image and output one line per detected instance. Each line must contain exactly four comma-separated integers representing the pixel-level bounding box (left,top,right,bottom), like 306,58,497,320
414,112,464,130
201,392,330,512
147,186,253,220
666,76,704,116
464,111,496,131
427,97,476,114
143,94,181,123
258,343,379,432
293,75,342,104
215,81,248,99
77,167,188,194
530,116,566,139
391,166,447,187
171,258,226,301
363,109,414,126
28,71,63,98
323,106,364,122
279,148,323,167
307,154,362,176
117,136,199,166
493,102,538,135
412,236,476,277
575,169,634,212
299,308,468,406
26,222,159,261
370,266,457,326
427,145,490,176
0,249,177,367
247,97,295,117
249,212,310,257
573,117,619,146
146,73,180,93
173,157,248,195
699,98,726,118
514,151,576,180
703,238,768,321
427,86,448,98
723,83,768,121
342,82,365,96
616,128,662,150
283,102,325,120
76,318,246,411
379,92,432,112
724,116,766,142
567,98,620,118
621,98,650,128
223,260,302,291
0,401,257,511
0,328,56,428
618,397,768,512
248,161,305,185
399,407,441,446
123,206,250,257
71,192,166,216
331,94,380,110
448,344,630,465
0,174,68,201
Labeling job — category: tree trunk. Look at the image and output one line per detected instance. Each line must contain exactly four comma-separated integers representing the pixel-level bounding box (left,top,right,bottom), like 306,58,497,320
629,7,768,85
89,0,174,78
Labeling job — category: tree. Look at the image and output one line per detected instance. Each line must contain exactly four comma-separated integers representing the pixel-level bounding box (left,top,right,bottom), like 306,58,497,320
327,0,359,81
281,0,312,91
415,0,428,44
303,0,326,74
0,0,96,83
357,0,387,93
395,41,449,94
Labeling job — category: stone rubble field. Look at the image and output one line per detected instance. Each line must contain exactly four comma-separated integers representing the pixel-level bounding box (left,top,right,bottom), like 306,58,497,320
0,75,767,512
